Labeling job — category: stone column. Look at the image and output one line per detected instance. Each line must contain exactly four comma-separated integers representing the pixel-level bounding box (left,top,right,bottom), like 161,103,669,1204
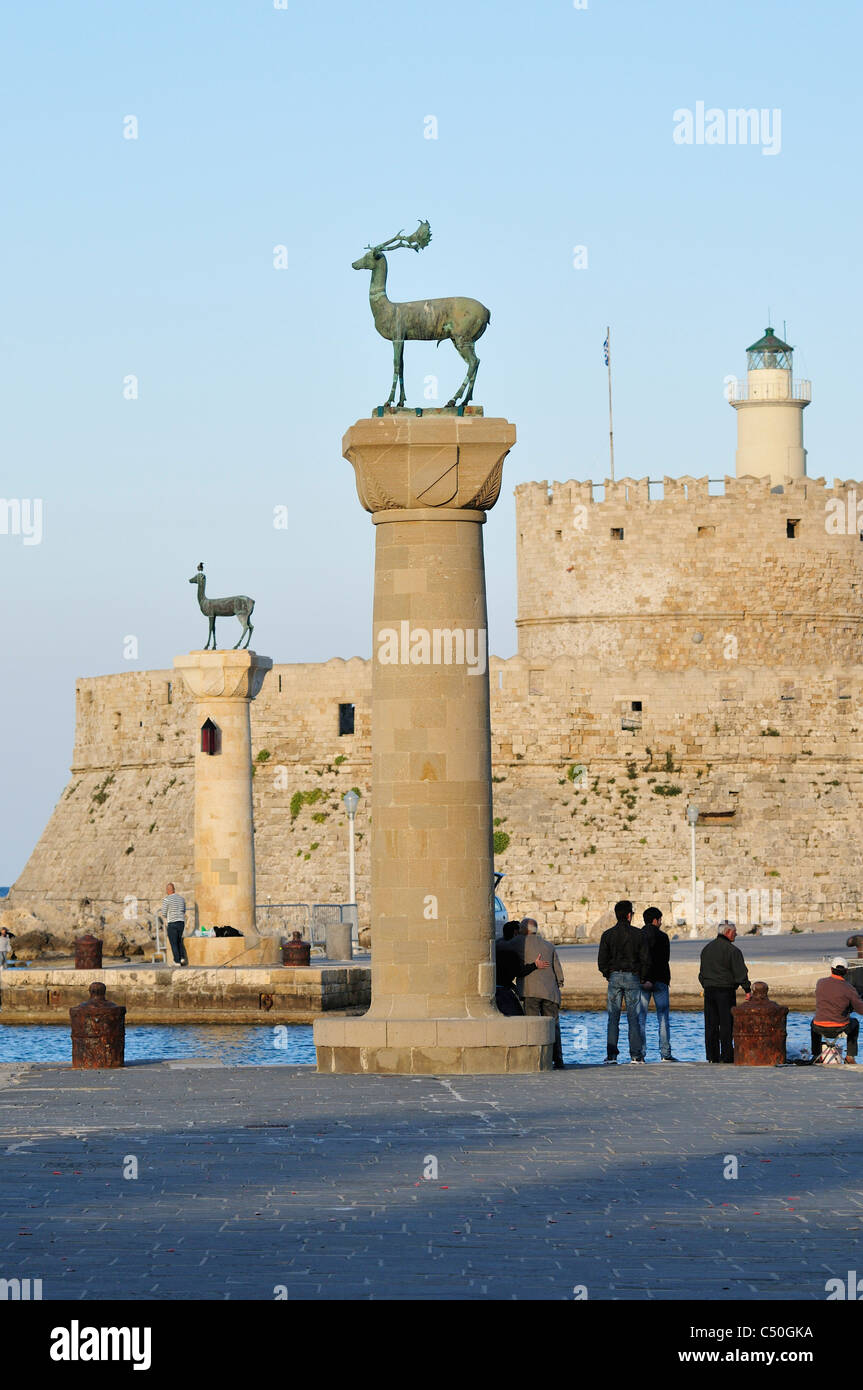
315,413,554,1073
173,650,272,933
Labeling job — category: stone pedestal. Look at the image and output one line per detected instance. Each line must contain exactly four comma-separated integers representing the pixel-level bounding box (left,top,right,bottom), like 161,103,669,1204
315,414,554,1073
173,650,272,934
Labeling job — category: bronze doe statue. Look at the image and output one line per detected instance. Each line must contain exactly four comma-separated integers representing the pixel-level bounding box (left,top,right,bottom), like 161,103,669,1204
352,220,490,410
190,563,254,650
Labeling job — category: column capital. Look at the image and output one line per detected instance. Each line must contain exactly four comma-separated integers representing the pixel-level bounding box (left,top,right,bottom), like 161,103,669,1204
173,650,273,701
343,415,515,514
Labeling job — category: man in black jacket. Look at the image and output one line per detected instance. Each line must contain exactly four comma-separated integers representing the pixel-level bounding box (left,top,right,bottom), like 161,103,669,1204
597,900,650,1064
640,907,678,1062
698,920,752,1062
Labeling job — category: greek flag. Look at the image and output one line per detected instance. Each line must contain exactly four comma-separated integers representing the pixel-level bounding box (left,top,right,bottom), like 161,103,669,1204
603,334,610,366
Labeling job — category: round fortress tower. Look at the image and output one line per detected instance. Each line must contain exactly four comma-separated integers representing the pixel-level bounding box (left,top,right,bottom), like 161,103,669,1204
729,326,810,486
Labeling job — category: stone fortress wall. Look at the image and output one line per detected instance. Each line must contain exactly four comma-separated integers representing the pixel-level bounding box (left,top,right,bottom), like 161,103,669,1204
10,464,863,947
516,473,863,668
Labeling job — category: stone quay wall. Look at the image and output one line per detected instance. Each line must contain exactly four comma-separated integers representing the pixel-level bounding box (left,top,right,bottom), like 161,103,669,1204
9,651,863,947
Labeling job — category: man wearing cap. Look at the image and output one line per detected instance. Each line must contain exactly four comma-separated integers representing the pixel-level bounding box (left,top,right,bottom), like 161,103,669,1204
698,920,751,1063
811,958,863,1065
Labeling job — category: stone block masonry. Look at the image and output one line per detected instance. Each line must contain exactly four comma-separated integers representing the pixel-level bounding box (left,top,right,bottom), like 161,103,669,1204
517,473,863,669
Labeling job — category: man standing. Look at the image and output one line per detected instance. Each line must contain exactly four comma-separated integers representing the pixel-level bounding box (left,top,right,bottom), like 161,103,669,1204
597,900,650,1064
520,917,566,1068
698,920,751,1062
811,957,863,1065
161,882,188,966
495,921,549,1017
640,907,678,1062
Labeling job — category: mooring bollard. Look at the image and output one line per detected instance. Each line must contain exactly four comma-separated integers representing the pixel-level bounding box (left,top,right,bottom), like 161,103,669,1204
74,933,103,970
732,981,788,1065
282,931,311,968
69,982,126,1069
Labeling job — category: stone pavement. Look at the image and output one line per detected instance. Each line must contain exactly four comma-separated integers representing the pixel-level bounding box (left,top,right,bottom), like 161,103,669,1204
0,1061,861,1301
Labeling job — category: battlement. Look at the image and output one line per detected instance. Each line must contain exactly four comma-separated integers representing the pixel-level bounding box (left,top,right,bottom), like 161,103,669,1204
515,473,863,510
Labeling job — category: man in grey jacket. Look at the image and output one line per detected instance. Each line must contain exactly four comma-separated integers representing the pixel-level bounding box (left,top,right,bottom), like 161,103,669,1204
520,917,566,1069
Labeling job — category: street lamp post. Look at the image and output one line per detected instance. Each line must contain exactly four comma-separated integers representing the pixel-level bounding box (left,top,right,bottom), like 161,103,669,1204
343,790,359,908
686,804,699,940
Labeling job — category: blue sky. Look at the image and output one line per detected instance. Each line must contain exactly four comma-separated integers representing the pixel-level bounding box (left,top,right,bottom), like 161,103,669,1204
1,0,860,880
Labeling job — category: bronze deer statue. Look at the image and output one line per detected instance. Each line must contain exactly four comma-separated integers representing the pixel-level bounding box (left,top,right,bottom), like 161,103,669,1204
352,220,490,409
189,563,254,650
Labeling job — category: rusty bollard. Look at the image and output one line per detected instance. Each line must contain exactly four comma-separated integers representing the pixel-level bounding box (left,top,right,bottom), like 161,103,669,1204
282,930,311,967
74,933,103,970
732,981,788,1065
70,982,126,1069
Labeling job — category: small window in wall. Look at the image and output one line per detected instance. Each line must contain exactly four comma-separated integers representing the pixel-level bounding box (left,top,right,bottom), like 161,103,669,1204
621,701,642,731
786,518,800,538
555,529,562,541
836,681,851,700
339,703,355,735
780,682,797,701
698,525,715,538
278,674,282,693
201,718,219,755
166,681,173,704
611,527,624,541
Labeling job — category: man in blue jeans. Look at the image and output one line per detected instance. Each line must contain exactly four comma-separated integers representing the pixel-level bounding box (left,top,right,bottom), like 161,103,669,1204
597,900,650,1064
639,907,679,1062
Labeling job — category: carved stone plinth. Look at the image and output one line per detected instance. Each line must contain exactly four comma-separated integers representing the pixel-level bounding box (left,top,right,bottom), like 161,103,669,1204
314,416,553,1073
173,650,272,933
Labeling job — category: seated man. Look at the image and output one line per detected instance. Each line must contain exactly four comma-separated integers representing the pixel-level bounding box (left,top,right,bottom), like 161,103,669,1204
495,921,548,1017
812,957,863,1066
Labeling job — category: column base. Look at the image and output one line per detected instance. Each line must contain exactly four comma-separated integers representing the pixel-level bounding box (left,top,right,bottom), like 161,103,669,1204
314,1015,555,1074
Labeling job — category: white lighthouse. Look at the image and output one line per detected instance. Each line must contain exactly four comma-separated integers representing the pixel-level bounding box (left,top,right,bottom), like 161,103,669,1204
729,326,811,486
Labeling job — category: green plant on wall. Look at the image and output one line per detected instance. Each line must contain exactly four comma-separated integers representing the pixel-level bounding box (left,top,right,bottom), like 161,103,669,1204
91,773,115,806
290,787,325,821
493,830,511,855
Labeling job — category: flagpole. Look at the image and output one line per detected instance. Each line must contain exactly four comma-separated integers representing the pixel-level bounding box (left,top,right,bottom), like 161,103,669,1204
606,325,615,483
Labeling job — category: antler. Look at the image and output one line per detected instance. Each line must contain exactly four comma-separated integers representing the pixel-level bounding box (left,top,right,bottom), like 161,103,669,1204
368,220,432,254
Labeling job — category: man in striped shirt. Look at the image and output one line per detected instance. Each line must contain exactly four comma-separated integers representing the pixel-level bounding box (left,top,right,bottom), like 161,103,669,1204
161,883,188,966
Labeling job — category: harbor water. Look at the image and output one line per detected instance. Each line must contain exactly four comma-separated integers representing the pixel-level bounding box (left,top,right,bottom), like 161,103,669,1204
0,1010,819,1066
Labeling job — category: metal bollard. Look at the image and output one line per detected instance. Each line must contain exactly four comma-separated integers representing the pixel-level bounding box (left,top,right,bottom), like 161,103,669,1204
282,931,311,967
70,982,126,1068
74,933,103,970
732,981,788,1065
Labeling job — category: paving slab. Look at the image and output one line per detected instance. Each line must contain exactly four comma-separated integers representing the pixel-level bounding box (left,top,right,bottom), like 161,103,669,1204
0,1062,860,1300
